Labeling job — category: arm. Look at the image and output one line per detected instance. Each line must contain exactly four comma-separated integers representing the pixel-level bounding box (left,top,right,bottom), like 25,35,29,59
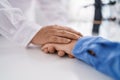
72,36,120,79
41,36,120,79
0,0,41,46
0,0,82,47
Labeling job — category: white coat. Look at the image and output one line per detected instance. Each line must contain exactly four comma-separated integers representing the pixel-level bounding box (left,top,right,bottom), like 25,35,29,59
0,0,68,46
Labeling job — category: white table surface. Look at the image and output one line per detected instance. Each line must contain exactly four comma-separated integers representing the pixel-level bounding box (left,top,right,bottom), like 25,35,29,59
0,37,113,80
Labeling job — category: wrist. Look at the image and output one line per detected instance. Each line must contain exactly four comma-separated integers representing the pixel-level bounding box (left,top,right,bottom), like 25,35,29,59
68,40,77,55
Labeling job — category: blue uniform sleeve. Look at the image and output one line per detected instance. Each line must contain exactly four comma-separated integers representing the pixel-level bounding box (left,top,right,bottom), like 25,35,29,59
72,36,120,79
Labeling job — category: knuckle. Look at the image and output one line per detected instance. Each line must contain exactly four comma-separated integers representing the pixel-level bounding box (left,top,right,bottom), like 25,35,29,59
53,36,58,41
50,36,58,42
61,30,66,34
50,25,58,29
70,33,77,38
52,29,56,33
71,34,76,38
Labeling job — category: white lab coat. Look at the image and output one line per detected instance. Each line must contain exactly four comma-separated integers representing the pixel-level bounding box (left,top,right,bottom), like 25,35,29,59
0,0,68,46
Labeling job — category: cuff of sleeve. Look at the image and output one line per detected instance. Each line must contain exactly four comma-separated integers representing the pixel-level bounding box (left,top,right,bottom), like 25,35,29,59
72,36,89,56
72,36,97,65
13,21,42,47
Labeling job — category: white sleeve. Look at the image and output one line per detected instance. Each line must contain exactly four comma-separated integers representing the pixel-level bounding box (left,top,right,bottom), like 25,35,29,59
0,0,41,46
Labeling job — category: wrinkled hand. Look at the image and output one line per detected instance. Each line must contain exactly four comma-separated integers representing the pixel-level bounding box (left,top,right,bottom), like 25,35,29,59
31,25,82,45
41,40,77,58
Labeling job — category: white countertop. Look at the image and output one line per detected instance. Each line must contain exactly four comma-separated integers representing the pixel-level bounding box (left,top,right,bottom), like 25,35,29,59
0,37,113,80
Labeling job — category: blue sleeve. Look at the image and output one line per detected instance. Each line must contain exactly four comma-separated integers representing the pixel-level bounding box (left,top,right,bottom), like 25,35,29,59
72,36,120,80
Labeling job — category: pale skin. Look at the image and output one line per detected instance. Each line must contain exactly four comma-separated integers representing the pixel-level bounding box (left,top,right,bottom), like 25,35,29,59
41,40,77,58
41,38,95,58
31,25,83,57
31,25,82,45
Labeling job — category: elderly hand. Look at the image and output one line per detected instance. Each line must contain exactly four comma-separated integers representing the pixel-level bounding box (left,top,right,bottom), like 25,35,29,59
31,25,82,45
41,40,77,58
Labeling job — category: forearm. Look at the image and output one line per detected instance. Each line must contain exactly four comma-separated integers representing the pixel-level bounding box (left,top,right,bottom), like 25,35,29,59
0,0,41,46
72,36,120,79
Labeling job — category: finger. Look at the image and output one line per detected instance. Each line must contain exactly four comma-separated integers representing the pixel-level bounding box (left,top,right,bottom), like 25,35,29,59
62,27,83,37
57,50,65,57
41,44,56,53
43,48,49,53
41,44,50,53
53,25,83,36
48,46,55,53
68,54,75,58
48,36,71,44
41,44,51,50
55,30,80,40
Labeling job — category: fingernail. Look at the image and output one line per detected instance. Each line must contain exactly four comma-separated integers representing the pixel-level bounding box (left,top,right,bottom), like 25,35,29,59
75,35,81,39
